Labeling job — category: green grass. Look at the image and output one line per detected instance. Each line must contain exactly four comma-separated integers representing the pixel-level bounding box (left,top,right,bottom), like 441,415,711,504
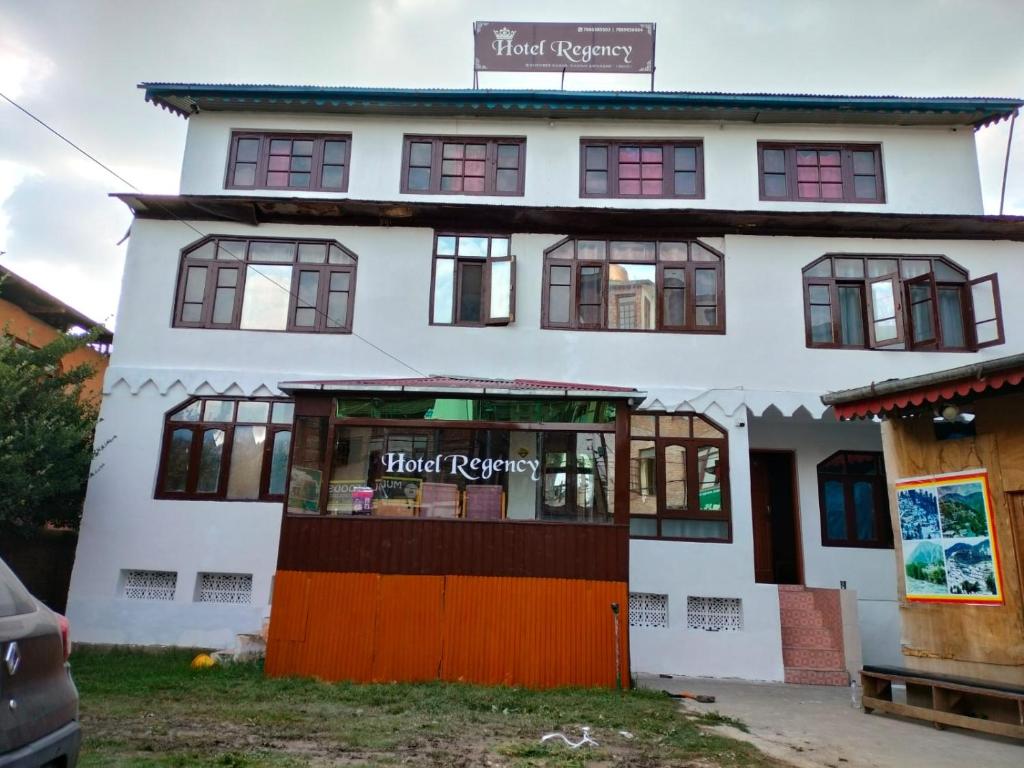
72,648,773,767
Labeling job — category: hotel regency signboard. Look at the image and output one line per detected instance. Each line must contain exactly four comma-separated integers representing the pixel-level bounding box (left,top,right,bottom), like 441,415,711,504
474,22,655,73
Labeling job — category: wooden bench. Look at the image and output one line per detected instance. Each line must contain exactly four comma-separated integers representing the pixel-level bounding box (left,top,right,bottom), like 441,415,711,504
861,665,1024,739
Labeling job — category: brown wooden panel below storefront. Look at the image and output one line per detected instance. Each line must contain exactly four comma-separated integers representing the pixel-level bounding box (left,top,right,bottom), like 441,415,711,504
265,571,629,689
277,515,629,582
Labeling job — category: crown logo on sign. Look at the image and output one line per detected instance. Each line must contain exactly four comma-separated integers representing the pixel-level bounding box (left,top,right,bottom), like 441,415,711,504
493,27,516,41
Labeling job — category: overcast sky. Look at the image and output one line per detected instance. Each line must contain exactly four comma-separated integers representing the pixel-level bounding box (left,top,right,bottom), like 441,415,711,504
1,0,1022,329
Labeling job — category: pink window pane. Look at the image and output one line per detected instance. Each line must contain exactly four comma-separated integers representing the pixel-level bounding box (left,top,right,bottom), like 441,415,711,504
641,147,663,163
267,172,288,186
466,144,487,160
798,182,819,198
465,160,486,177
641,180,662,195
820,166,842,183
796,150,818,166
797,166,819,182
442,144,464,159
641,164,663,180
619,163,640,179
619,146,640,162
819,151,841,166
821,183,844,199
464,177,485,193
268,156,289,171
619,179,641,195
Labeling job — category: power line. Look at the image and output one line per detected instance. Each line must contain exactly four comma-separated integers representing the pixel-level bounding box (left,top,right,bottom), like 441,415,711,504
0,90,426,377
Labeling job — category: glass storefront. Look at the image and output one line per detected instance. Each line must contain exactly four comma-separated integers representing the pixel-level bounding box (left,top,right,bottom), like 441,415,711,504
287,397,618,523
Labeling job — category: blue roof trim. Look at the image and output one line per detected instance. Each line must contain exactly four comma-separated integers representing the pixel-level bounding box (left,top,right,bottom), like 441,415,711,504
140,83,1022,126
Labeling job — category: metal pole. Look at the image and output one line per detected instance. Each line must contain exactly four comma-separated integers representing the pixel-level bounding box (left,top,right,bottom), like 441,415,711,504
999,110,1017,215
611,602,621,690
561,67,566,91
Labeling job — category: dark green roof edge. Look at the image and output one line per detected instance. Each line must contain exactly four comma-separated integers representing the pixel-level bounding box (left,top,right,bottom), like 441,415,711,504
140,83,1022,127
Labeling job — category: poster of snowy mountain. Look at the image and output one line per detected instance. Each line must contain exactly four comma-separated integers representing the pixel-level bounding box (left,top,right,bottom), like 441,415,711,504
895,470,1003,604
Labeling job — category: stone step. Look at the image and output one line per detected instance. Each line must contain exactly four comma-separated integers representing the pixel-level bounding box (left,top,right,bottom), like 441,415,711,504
781,625,841,651
784,668,850,687
782,647,845,671
779,590,816,611
779,607,826,629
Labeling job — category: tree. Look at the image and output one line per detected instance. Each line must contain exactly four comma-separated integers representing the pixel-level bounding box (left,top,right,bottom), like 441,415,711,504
0,320,105,536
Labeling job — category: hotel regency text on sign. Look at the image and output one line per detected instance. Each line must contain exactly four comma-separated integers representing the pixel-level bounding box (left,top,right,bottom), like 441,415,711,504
474,22,655,73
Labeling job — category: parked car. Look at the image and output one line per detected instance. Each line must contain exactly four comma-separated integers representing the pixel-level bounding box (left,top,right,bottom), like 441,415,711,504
0,556,80,767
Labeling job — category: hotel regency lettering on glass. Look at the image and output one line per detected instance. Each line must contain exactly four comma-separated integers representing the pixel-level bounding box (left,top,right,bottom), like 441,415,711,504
66,83,1024,687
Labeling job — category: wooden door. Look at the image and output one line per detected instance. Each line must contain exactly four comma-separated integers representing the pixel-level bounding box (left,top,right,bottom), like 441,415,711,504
750,452,774,583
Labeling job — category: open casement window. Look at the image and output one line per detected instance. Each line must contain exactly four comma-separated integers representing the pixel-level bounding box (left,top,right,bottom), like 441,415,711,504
802,254,1003,352
866,274,904,348
157,398,295,501
969,274,1005,348
627,413,731,542
431,234,516,326
542,238,724,333
817,451,892,549
174,236,357,333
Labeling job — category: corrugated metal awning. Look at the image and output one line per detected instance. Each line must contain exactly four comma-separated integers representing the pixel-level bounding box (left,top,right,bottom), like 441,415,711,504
822,353,1024,419
279,375,644,401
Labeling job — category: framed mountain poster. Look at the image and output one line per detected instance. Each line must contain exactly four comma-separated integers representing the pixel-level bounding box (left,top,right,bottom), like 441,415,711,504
895,469,1004,604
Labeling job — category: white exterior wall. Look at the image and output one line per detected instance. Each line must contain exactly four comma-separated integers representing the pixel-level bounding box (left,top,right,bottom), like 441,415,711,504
748,414,902,668
180,112,984,215
66,107,1018,673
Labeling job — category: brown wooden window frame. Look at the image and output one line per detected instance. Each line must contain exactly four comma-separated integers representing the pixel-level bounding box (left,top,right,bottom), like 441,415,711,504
400,135,526,196
579,139,704,199
802,253,1004,352
155,397,295,502
817,450,893,549
430,233,517,326
225,131,351,192
758,142,885,203
541,238,725,333
172,236,358,334
627,413,731,542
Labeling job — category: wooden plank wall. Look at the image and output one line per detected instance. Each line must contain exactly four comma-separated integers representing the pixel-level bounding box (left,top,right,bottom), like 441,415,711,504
882,391,1024,685
265,571,630,689
277,516,629,582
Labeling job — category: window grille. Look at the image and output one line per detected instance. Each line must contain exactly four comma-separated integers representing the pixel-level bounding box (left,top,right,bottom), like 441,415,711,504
196,573,253,604
122,569,177,601
686,596,742,631
629,592,668,628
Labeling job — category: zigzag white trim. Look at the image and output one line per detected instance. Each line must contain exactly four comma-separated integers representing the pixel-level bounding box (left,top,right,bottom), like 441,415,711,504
102,370,831,419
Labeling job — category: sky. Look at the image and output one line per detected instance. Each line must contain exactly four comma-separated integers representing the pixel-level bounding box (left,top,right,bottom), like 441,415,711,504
0,0,1022,329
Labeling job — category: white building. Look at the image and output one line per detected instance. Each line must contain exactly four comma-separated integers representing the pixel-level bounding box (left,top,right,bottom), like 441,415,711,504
67,84,1024,686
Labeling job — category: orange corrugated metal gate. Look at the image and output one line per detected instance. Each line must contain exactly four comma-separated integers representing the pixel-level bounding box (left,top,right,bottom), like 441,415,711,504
266,571,629,688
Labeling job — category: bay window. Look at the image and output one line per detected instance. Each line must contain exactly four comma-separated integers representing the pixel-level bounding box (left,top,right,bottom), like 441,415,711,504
628,413,731,541
803,254,1003,351
174,236,357,333
157,398,294,501
542,238,724,332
